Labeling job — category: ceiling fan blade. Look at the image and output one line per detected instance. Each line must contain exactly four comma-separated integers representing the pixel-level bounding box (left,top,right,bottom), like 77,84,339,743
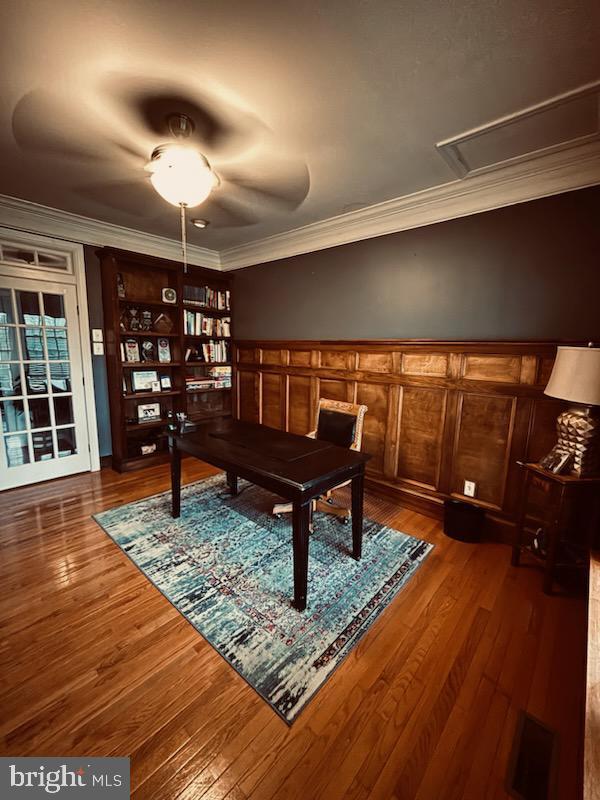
200,195,260,228
218,156,310,212
73,178,159,219
12,90,109,163
101,74,267,160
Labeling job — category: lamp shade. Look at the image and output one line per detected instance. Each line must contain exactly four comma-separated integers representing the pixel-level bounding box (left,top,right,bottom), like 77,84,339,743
544,346,600,406
146,145,216,208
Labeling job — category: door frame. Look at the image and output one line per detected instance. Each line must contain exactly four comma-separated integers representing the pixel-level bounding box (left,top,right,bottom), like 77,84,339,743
0,226,100,474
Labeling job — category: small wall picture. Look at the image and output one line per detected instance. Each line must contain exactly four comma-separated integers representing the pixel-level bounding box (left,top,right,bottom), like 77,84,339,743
160,374,172,390
162,287,177,304
137,402,161,422
158,337,171,363
131,370,158,392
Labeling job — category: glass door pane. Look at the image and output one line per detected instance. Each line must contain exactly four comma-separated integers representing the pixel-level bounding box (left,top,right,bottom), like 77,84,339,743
0,286,80,479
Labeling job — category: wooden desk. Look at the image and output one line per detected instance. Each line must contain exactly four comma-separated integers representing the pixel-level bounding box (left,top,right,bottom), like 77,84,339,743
512,462,600,593
168,419,371,611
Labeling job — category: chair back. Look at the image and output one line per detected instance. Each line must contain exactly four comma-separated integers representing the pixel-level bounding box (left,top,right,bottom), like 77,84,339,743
314,398,368,451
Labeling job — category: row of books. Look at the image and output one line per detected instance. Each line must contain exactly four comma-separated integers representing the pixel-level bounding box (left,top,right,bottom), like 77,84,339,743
184,311,231,337
184,340,231,363
207,365,231,379
185,376,232,392
183,285,231,310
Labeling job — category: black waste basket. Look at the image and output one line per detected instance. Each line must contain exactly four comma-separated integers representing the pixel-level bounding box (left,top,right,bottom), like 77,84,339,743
443,499,485,543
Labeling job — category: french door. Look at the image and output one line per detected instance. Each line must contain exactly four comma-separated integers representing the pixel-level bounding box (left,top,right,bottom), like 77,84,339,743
0,275,91,490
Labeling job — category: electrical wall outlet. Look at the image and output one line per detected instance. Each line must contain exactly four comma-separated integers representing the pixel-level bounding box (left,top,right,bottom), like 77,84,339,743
463,480,476,497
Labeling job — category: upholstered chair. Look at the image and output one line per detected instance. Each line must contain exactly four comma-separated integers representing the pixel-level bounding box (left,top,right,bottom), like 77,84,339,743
273,398,368,523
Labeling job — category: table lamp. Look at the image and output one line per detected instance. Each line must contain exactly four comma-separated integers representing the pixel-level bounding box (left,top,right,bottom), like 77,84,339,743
542,343,600,476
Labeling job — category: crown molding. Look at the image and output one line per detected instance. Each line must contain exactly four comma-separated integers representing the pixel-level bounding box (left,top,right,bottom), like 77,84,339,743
2,138,600,274
0,194,222,270
219,140,600,270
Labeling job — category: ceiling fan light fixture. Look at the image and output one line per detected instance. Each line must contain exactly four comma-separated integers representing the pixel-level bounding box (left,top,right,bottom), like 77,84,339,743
146,143,216,208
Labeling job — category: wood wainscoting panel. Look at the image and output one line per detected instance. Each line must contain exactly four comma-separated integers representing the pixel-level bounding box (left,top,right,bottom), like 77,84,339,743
289,350,312,367
527,397,566,463
237,370,260,423
287,375,313,434
451,392,516,508
261,372,284,429
357,351,394,373
233,339,568,541
237,347,258,365
461,354,522,383
260,348,284,366
318,378,352,403
397,386,447,490
356,382,390,474
401,352,449,377
319,350,353,370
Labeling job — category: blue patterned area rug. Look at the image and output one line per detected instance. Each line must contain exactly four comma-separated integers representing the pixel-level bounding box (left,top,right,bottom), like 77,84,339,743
93,475,433,723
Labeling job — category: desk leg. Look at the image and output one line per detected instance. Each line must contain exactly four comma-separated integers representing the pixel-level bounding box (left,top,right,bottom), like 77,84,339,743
170,441,181,519
292,499,311,611
226,472,238,496
351,471,364,560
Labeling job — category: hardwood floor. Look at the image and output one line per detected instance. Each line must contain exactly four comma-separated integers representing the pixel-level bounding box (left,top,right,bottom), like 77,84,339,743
0,461,587,799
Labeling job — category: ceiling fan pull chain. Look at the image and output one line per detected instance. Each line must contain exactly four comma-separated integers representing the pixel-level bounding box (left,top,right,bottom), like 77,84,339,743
180,202,188,274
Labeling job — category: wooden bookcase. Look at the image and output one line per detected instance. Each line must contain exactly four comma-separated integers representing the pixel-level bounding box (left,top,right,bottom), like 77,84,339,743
99,247,233,472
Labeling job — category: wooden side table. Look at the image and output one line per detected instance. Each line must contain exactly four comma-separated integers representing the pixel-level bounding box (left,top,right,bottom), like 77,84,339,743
512,462,600,593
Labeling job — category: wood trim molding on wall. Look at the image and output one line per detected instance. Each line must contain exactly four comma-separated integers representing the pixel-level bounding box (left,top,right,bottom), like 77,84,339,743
233,338,569,542
2,137,600,274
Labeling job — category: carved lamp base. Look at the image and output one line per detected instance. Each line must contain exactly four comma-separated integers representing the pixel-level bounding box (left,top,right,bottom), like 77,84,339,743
545,405,600,477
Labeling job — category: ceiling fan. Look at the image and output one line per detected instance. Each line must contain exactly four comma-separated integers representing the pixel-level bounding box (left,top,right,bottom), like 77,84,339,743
144,112,223,270
11,75,310,246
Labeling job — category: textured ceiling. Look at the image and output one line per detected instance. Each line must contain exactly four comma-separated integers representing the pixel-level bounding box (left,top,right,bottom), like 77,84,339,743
1,0,599,251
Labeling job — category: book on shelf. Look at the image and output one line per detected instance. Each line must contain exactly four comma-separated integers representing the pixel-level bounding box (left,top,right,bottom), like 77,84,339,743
184,340,230,363
183,285,230,311
185,375,231,392
207,365,232,378
184,310,231,337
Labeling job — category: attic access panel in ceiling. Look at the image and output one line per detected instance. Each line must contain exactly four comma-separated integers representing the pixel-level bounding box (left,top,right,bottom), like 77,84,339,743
436,81,600,178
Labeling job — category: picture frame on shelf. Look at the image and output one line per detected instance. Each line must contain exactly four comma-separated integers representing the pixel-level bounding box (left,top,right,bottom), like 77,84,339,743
160,374,172,390
131,370,159,392
150,380,161,393
157,337,171,363
552,452,573,475
137,402,161,422
154,313,174,333
141,339,156,362
124,339,140,362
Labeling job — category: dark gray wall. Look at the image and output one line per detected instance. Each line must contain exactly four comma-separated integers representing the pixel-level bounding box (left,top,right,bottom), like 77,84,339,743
84,246,112,458
232,186,600,341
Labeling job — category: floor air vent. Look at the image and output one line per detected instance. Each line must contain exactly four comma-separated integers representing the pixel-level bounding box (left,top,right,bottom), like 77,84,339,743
506,711,559,799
